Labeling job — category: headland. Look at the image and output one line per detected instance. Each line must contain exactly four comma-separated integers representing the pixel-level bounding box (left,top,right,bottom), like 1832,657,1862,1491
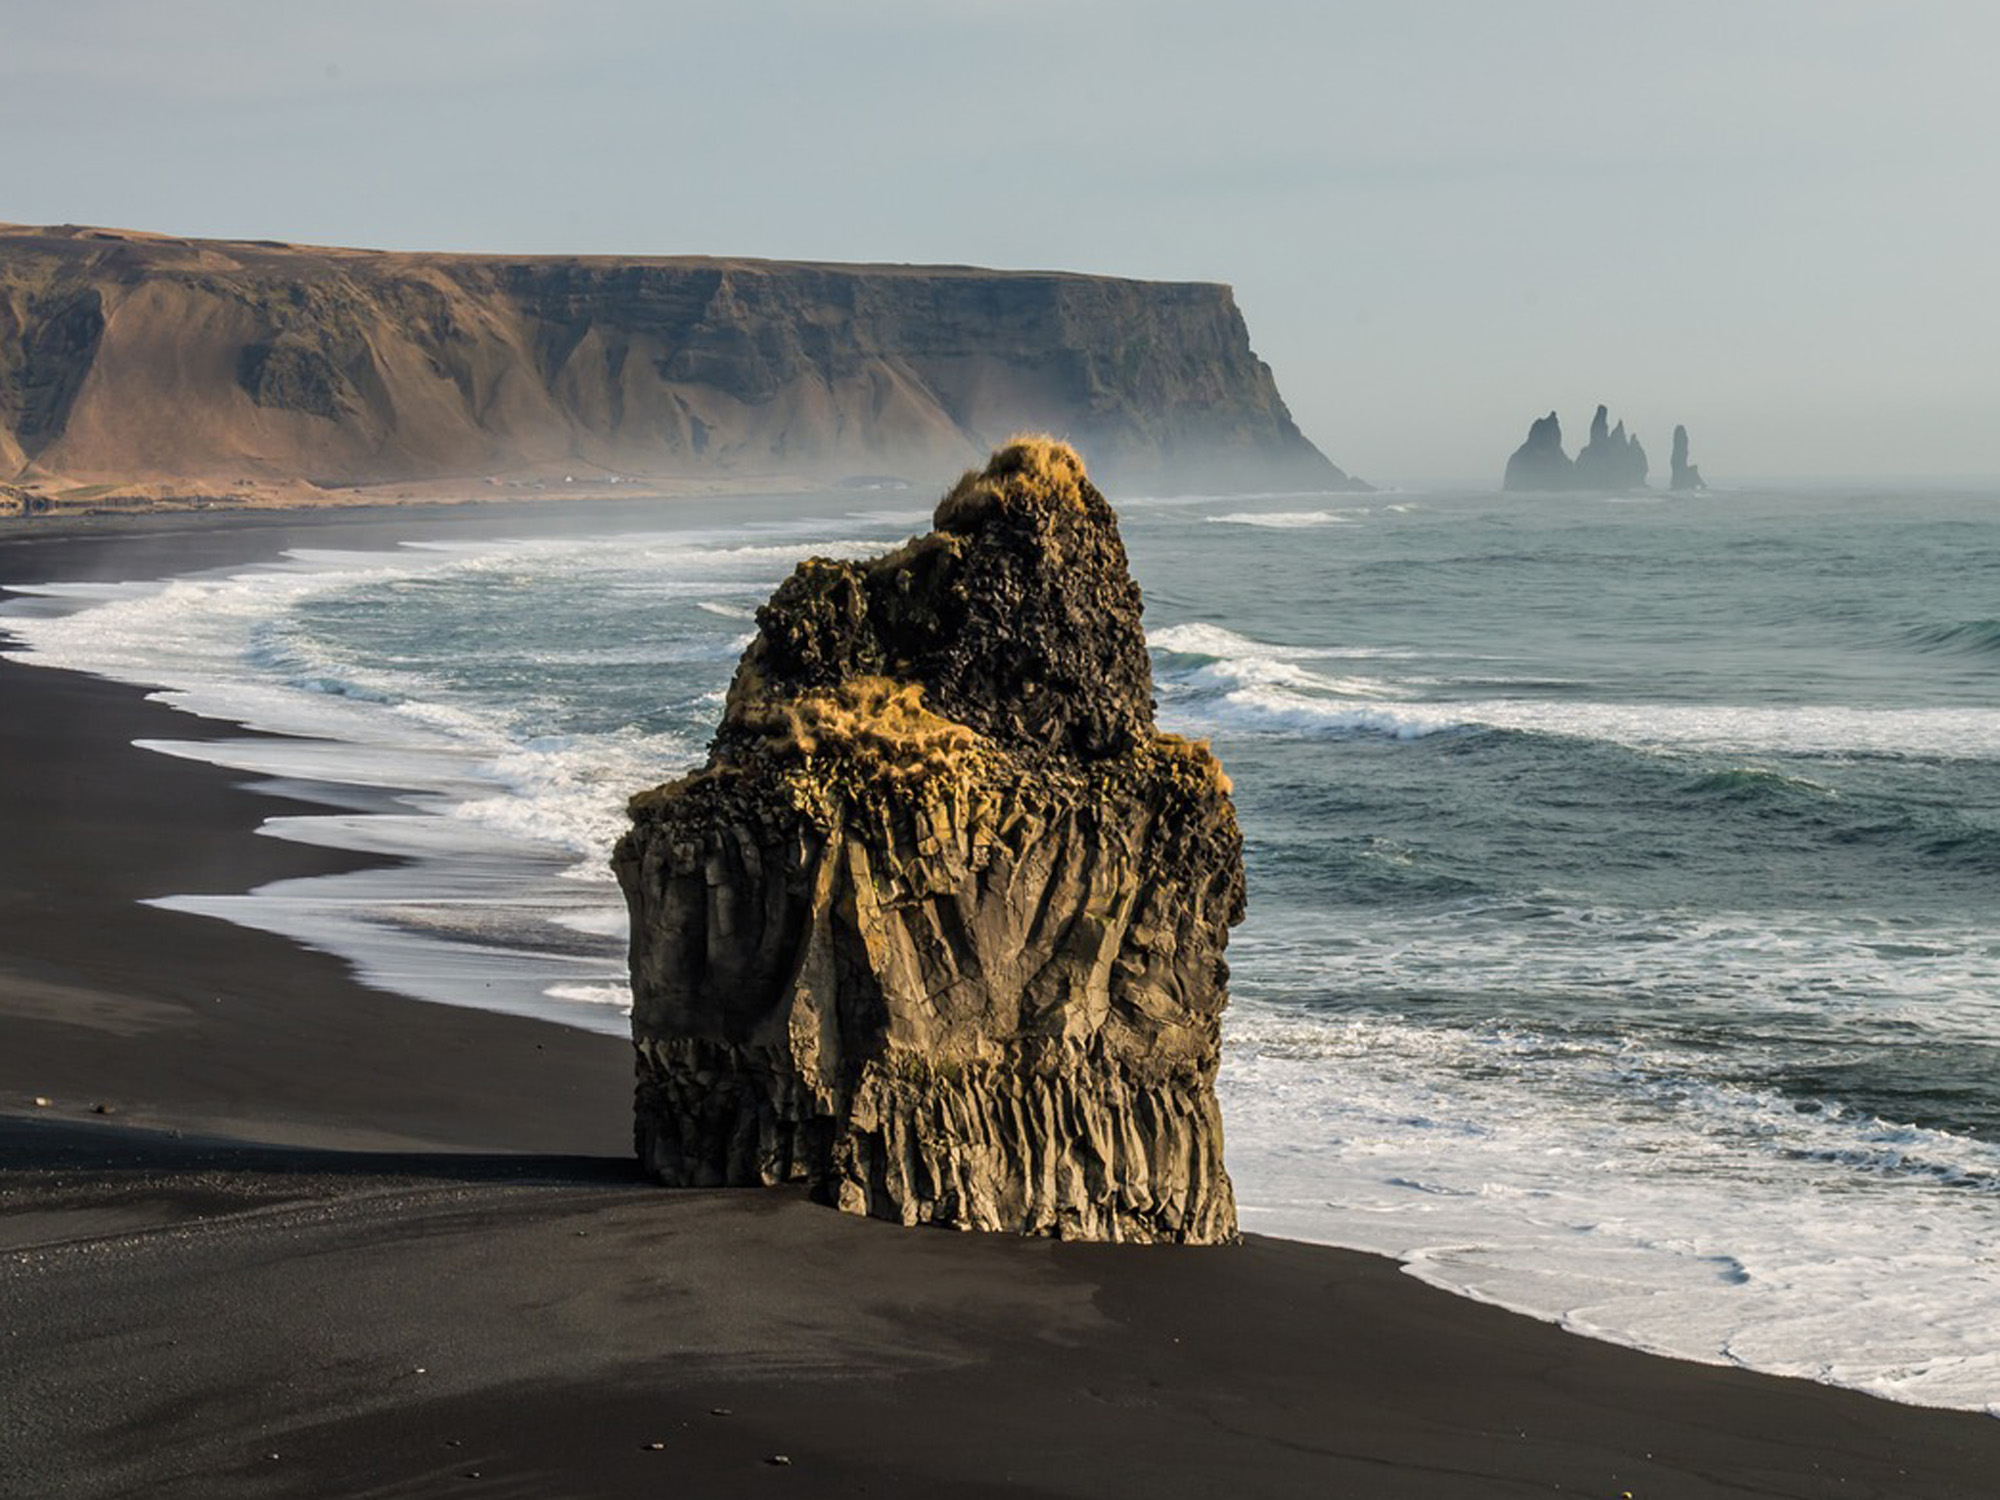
0,222,1358,517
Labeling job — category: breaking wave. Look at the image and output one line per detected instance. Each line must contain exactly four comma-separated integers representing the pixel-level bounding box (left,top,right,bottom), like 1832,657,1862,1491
1897,619,2000,657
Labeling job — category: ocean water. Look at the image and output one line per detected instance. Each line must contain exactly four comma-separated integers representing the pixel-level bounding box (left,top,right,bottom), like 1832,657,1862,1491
6,483,1999,1414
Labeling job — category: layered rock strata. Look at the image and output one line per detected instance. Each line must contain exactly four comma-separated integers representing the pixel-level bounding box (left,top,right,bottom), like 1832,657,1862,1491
615,440,1244,1243
0,222,1357,496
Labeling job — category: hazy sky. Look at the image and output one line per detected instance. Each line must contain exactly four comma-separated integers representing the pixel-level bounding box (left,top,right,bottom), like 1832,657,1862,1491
5,0,1996,484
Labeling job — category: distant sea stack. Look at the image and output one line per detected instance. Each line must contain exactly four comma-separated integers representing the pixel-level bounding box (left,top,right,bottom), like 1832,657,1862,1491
615,439,1244,1243
1670,424,1707,491
1502,411,1574,491
0,223,1358,497
1501,403,1649,492
1573,404,1648,490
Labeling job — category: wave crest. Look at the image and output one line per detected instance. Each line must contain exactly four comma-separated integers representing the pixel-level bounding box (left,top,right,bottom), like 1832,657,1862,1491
1897,619,2000,657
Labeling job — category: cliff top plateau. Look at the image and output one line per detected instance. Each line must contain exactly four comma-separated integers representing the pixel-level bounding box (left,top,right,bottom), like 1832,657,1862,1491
0,222,1359,510
615,439,1244,1242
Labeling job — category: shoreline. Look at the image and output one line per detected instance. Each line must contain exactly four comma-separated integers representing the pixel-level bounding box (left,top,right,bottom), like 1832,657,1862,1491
3,505,1998,1497
0,504,654,1153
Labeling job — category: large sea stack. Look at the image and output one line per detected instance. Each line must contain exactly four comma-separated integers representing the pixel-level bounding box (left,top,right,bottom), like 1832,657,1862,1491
615,439,1244,1243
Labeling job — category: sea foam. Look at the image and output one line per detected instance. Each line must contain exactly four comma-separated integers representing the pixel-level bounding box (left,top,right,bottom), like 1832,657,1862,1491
1223,1000,2000,1413
1154,618,2000,758
8,488,2000,1415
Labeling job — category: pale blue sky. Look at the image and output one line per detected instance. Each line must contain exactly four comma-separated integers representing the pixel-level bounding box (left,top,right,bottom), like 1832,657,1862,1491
5,0,1996,483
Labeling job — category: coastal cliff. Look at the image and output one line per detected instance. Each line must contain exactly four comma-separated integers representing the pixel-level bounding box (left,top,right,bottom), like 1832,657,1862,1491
614,440,1244,1242
0,223,1353,497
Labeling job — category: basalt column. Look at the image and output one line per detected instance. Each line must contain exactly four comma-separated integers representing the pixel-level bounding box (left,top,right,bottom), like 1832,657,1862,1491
614,439,1244,1242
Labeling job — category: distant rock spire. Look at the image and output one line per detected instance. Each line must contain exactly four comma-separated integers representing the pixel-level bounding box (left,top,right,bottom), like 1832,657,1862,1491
1503,403,1655,492
1670,424,1707,491
1502,411,1575,491
1573,404,1648,490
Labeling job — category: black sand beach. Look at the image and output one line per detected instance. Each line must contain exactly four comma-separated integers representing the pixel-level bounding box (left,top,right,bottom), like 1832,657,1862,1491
3,510,1998,1499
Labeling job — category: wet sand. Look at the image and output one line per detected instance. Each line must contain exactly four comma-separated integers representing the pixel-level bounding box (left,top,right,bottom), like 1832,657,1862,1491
2,511,1996,1498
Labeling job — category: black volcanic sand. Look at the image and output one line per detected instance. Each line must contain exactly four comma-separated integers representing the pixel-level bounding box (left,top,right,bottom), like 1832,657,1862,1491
3,510,1997,1499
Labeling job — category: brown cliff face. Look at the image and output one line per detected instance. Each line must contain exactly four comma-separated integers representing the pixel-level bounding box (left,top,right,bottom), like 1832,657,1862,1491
614,440,1244,1242
0,223,1356,496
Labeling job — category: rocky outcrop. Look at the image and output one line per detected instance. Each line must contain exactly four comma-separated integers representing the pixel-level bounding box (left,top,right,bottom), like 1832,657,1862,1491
0,222,1358,496
1502,411,1574,491
614,440,1244,1243
1670,424,1706,491
1573,404,1648,490
1502,404,1648,491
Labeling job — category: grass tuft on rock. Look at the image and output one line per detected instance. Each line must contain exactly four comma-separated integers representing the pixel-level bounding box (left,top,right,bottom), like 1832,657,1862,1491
934,434,1092,532
731,676,985,784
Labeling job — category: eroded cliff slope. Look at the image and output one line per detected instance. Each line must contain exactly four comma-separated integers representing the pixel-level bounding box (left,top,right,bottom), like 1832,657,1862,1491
0,223,1353,495
615,440,1244,1242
